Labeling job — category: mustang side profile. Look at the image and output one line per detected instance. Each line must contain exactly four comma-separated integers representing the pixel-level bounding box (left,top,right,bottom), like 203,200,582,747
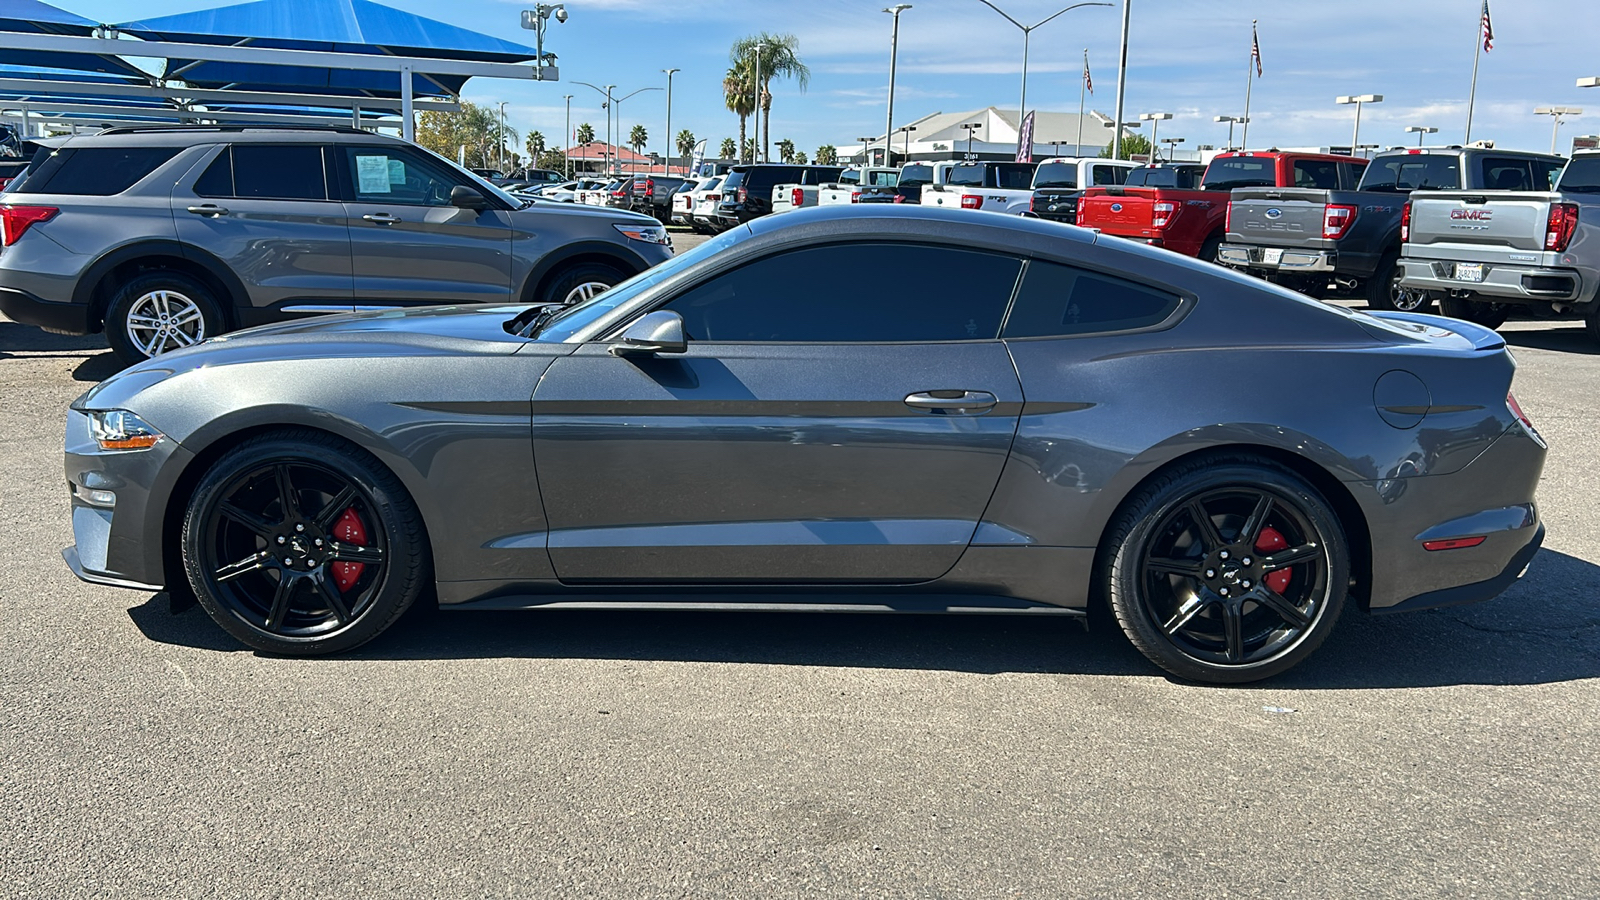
63,206,1546,683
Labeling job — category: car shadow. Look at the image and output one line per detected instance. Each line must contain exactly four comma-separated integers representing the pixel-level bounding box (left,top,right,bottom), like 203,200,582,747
71,352,122,382
1502,326,1599,356
0,320,106,353
126,548,1600,689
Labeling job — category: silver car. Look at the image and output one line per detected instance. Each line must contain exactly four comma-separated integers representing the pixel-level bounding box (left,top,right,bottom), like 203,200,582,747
0,125,672,365
62,207,1547,683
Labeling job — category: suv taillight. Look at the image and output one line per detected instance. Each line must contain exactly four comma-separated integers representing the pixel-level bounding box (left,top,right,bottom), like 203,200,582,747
850,191,861,203
1323,204,1357,240
1401,201,1412,242
961,194,982,209
791,187,804,208
1152,201,1177,229
1546,202,1579,252
738,187,748,203
1,205,56,246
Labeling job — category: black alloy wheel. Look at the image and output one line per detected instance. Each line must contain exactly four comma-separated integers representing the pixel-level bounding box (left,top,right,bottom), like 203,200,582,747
1105,458,1349,683
182,431,428,655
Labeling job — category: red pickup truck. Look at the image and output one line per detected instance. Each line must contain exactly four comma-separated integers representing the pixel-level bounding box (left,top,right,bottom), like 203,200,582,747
1076,151,1369,261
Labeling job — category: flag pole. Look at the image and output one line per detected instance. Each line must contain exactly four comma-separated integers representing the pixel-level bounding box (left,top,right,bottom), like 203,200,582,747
1465,5,1483,143
1241,20,1256,150
1077,48,1087,155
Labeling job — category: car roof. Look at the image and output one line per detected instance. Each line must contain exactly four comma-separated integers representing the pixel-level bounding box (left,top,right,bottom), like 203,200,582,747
45,125,410,149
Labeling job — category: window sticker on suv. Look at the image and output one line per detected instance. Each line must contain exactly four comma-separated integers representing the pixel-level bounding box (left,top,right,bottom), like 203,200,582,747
356,155,393,194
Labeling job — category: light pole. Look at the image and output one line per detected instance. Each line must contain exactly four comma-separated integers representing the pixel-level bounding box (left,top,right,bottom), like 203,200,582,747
1159,136,1184,163
1337,94,1383,154
562,94,572,177
752,42,766,163
1214,114,1246,150
884,5,911,168
1405,125,1437,147
572,81,616,174
857,137,876,165
1112,0,1131,159
519,5,567,80
662,68,679,175
961,122,983,157
1104,119,1140,158
901,124,917,160
497,101,508,171
1140,111,1171,161
1535,106,1583,154
614,86,662,172
975,1,1111,133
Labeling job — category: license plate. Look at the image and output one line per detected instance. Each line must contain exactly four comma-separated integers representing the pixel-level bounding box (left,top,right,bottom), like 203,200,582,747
1455,263,1485,283
1262,248,1283,265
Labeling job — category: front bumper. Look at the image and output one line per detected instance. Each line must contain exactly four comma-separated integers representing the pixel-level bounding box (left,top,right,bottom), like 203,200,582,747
1217,243,1337,273
0,285,92,334
1399,257,1589,305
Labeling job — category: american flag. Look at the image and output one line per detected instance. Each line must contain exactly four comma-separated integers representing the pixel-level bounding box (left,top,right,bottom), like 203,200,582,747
1251,23,1262,77
1083,50,1093,94
1480,0,1494,52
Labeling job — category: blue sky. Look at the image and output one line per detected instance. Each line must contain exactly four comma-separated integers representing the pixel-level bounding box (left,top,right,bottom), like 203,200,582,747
69,0,1598,157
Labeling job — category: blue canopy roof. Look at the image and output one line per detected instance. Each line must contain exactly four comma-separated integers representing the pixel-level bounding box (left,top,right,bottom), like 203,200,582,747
0,0,152,80
117,0,537,98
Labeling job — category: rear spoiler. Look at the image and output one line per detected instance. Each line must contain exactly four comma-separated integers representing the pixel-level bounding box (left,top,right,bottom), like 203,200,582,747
1367,311,1506,351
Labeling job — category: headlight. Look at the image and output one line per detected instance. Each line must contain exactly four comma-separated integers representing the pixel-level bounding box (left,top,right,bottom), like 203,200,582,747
614,223,670,245
89,410,164,451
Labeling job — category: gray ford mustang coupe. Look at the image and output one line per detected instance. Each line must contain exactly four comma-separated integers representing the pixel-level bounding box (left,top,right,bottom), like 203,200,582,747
63,206,1546,683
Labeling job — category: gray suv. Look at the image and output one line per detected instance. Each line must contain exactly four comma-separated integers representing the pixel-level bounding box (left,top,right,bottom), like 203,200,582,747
0,125,674,364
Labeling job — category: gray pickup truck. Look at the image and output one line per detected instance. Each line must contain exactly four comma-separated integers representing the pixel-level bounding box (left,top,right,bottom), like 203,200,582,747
1400,150,1600,341
1219,147,1564,311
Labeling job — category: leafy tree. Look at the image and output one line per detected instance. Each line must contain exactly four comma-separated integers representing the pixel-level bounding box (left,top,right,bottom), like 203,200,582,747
676,129,697,168
719,137,737,159
722,59,756,162
525,130,546,162
416,100,517,170
731,33,809,163
629,124,649,156
815,144,837,165
793,150,808,165
576,122,596,145
776,138,795,163
536,150,567,173
1100,133,1152,160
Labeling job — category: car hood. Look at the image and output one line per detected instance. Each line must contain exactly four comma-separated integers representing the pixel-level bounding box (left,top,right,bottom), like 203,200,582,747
512,199,656,223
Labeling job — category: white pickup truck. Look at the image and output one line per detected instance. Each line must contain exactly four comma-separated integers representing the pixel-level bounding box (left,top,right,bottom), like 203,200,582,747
1400,149,1600,339
766,166,851,214
919,161,1038,214
815,167,901,206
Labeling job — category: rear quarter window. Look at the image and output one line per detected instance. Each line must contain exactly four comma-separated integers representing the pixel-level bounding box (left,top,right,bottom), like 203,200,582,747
1358,154,1461,192
15,146,180,195
1202,157,1276,190
1003,261,1181,338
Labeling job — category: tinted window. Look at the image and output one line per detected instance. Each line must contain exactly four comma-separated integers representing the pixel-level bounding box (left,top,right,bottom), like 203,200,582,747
741,166,803,191
16,146,179,195
1479,157,1534,191
1033,162,1078,188
342,146,462,206
663,243,1021,343
1004,261,1180,338
1125,166,1204,188
995,164,1036,189
720,170,745,193
805,167,845,184
1292,160,1339,189
1559,157,1600,193
1531,158,1565,190
1357,154,1461,192
900,164,933,186
225,145,327,200
948,164,986,186
1091,165,1128,186
1202,157,1276,190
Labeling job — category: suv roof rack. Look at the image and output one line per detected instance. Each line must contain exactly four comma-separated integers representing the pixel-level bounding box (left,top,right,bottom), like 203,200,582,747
96,124,370,136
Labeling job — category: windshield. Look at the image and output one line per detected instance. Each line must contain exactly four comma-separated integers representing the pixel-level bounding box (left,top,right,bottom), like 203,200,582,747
533,228,748,342
1032,162,1077,188
699,177,723,193
1358,154,1462,193
1560,157,1600,192
899,164,933,185
1201,157,1276,190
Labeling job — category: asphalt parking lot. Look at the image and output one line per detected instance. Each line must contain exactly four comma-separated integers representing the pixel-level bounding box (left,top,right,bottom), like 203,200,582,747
2,258,1597,897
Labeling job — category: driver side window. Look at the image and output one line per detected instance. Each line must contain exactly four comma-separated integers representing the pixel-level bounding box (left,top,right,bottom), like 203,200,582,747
342,146,463,207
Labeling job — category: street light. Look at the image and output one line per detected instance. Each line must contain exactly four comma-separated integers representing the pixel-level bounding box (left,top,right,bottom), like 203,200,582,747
1159,136,1184,163
614,86,663,172
571,81,616,173
884,5,911,168
1535,106,1583,154
562,94,572,177
1140,112,1171,161
961,122,983,157
1336,94,1383,154
857,137,878,165
900,124,918,160
1213,114,1247,150
662,68,679,175
1405,125,1438,147
975,0,1110,131
496,101,508,172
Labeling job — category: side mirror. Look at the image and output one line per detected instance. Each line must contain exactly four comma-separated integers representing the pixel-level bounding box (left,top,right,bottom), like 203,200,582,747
451,184,491,210
609,310,687,357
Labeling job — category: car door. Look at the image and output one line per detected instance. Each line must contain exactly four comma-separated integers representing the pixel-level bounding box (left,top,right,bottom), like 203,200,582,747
530,240,1026,584
334,144,512,305
175,143,353,323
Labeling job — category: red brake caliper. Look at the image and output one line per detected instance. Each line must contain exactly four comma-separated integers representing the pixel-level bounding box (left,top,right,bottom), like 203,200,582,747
1256,526,1291,593
330,508,368,592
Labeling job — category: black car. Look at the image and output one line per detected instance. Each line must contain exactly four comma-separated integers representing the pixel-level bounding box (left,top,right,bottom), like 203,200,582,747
627,174,689,223
716,164,846,225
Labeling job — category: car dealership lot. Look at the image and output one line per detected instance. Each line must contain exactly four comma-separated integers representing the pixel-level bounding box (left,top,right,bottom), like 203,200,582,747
2,302,1597,897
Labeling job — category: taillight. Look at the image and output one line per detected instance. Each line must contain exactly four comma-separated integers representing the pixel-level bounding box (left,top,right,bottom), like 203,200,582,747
1323,204,1357,240
791,187,804,208
1152,201,1177,229
893,195,905,203
0,178,12,191
1030,194,1040,213
1508,392,1539,439
645,178,655,198
738,187,747,203
961,194,982,209
1546,202,1579,252
1401,201,1412,242
707,194,720,202
1,205,57,246
850,191,861,203
1225,200,1233,233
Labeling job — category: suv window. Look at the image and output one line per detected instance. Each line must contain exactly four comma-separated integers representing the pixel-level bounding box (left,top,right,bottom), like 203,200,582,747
1531,158,1565,190
194,145,328,201
663,242,1021,342
1358,154,1461,192
804,167,845,185
15,146,180,195
1558,157,1600,193
1479,157,1537,191
1032,161,1078,189
1292,160,1340,189
994,163,1035,189
341,146,463,206
1004,261,1181,338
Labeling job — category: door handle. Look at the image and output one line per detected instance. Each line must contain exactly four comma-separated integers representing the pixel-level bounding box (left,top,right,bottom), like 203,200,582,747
185,204,228,217
362,213,401,224
904,390,997,414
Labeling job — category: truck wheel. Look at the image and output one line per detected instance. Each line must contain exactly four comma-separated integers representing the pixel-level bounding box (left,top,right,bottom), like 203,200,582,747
1367,255,1434,313
1198,235,1222,264
1585,310,1600,347
105,271,227,366
1439,297,1509,330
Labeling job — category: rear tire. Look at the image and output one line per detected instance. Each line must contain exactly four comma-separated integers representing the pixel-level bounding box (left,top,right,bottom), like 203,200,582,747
1198,234,1222,264
1367,254,1434,313
1439,296,1509,329
1586,310,1600,346
540,261,630,306
104,271,226,367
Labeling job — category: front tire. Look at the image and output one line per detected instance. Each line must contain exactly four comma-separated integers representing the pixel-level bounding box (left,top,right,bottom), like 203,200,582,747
1102,457,1349,684
541,261,629,306
1439,296,1509,329
182,430,429,655
104,271,225,366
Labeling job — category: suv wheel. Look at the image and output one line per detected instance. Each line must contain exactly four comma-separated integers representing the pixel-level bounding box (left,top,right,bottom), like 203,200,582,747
105,271,225,366
542,262,628,306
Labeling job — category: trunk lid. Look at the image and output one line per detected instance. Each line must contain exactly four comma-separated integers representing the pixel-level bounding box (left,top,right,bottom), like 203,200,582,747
1407,191,1557,253
1226,187,1332,247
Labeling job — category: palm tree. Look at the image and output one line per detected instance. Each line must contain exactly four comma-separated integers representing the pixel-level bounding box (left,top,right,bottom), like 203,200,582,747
776,138,795,163
525,130,546,163
676,129,696,169
731,33,809,163
722,60,756,163
576,123,595,145
629,124,649,159
815,145,837,165
719,137,737,159
793,150,808,165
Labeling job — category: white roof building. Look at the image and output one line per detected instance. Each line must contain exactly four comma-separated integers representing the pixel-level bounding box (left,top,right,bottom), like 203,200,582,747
846,107,1151,163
